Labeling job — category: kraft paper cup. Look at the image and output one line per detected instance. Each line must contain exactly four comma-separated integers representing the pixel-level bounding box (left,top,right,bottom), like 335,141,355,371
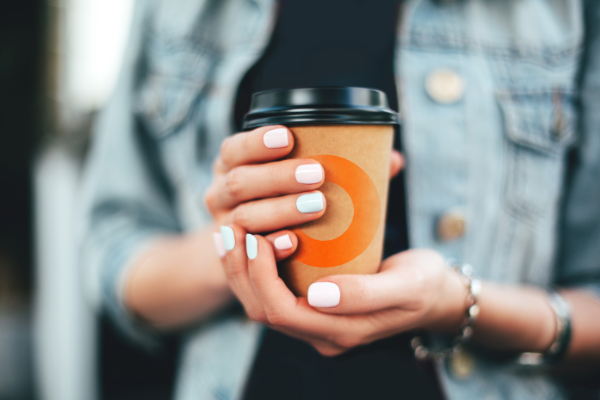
243,87,399,296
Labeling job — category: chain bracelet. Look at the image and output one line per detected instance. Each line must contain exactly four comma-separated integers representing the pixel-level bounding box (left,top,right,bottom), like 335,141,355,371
411,260,481,362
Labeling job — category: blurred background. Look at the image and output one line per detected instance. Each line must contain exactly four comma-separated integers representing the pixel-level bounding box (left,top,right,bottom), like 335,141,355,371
0,1,177,399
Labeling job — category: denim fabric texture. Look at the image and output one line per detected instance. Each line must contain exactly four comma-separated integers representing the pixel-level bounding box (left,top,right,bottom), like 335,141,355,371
80,0,600,399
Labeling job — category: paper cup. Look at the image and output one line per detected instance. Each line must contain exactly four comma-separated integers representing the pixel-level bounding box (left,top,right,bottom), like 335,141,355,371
243,87,399,296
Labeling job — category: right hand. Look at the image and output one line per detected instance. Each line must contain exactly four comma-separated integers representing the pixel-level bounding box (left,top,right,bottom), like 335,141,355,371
205,125,404,234
205,125,327,233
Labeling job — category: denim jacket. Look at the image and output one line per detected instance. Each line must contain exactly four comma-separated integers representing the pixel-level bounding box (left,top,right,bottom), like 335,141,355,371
80,0,600,399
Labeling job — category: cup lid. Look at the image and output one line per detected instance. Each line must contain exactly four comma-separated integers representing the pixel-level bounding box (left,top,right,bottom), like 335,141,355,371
242,87,400,130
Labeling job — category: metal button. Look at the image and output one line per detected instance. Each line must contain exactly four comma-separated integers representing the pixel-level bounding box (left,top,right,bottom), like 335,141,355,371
448,348,475,379
425,69,465,104
437,209,466,241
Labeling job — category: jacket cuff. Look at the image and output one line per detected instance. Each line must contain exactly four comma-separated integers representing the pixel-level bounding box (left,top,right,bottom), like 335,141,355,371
101,230,165,347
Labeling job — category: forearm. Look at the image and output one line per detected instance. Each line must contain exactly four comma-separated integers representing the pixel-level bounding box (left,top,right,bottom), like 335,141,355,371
472,282,556,352
473,282,600,365
124,226,234,329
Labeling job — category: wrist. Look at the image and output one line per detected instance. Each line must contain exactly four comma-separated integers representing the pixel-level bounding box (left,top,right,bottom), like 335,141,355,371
470,283,558,353
423,265,470,333
125,232,233,329
411,261,481,362
535,290,562,352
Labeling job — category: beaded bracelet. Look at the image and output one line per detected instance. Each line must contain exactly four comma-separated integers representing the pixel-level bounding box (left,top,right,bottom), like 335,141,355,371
411,260,481,362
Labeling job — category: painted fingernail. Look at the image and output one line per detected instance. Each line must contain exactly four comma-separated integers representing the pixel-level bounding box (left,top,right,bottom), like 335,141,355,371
263,128,289,149
220,226,235,251
274,234,293,250
295,164,323,184
308,282,340,308
296,192,324,213
213,232,226,257
246,234,258,259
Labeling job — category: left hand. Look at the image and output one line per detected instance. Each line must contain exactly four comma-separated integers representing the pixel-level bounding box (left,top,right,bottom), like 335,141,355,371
217,225,469,356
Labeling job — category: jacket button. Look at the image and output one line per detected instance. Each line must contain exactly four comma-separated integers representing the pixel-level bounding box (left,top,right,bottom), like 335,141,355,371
448,348,475,379
437,209,466,241
425,69,464,104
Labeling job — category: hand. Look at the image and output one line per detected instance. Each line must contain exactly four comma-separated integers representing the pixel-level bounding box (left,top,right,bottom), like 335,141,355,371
205,125,403,233
216,224,468,356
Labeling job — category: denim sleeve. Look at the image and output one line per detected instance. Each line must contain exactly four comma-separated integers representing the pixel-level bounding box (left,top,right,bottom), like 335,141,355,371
79,0,180,345
557,0,600,299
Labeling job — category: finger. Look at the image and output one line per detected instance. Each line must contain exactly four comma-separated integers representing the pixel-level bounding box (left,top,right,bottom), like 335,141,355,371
311,342,349,357
307,262,418,315
212,231,242,296
264,230,298,262
226,191,326,233
240,234,353,352
299,295,418,347
216,125,294,172
246,235,297,307
274,327,350,357
246,236,369,341
219,225,266,320
206,159,324,210
389,150,404,178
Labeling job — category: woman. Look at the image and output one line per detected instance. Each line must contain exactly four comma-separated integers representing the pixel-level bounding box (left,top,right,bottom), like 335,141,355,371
81,0,600,399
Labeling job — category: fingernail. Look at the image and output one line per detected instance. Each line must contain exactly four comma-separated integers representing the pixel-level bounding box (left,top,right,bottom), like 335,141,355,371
274,234,293,250
246,234,258,259
220,226,235,250
295,164,323,184
308,282,340,308
296,192,324,213
213,232,226,257
263,128,289,149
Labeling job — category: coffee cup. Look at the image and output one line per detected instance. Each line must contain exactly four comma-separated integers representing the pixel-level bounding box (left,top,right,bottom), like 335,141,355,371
243,87,399,296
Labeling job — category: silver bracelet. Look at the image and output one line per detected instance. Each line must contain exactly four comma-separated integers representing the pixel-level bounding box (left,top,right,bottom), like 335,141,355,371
411,260,481,362
517,291,572,366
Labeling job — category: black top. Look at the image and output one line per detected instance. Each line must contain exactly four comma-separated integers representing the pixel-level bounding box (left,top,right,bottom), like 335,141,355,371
234,0,400,122
235,1,441,399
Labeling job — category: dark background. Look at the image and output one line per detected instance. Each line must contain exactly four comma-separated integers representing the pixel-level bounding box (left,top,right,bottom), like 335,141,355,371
0,0,40,306
0,1,177,399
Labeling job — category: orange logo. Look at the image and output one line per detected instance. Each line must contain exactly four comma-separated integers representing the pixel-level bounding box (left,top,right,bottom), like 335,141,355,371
293,155,381,268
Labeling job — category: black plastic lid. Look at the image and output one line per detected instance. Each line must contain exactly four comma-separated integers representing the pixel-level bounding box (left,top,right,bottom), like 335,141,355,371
242,87,400,130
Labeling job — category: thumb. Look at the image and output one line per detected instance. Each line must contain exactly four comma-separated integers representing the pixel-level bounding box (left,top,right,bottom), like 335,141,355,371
307,268,409,314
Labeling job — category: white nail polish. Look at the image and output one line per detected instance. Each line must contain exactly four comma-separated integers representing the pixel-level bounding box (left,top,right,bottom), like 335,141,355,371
246,234,258,260
274,234,293,250
213,232,226,257
308,282,340,308
296,192,324,213
220,226,235,250
263,128,289,149
295,164,323,184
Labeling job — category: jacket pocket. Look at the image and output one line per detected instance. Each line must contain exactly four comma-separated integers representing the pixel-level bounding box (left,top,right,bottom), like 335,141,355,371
136,34,213,139
498,88,578,217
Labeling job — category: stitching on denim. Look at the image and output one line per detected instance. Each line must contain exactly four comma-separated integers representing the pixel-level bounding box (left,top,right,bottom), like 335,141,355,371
498,208,517,282
504,151,564,224
147,0,268,55
145,32,216,83
497,88,578,156
135,56,214,138
497,87,576,97
401,30,582,65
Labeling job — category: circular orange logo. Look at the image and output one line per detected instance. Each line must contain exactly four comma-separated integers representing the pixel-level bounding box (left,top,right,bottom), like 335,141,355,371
293,155,381,268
